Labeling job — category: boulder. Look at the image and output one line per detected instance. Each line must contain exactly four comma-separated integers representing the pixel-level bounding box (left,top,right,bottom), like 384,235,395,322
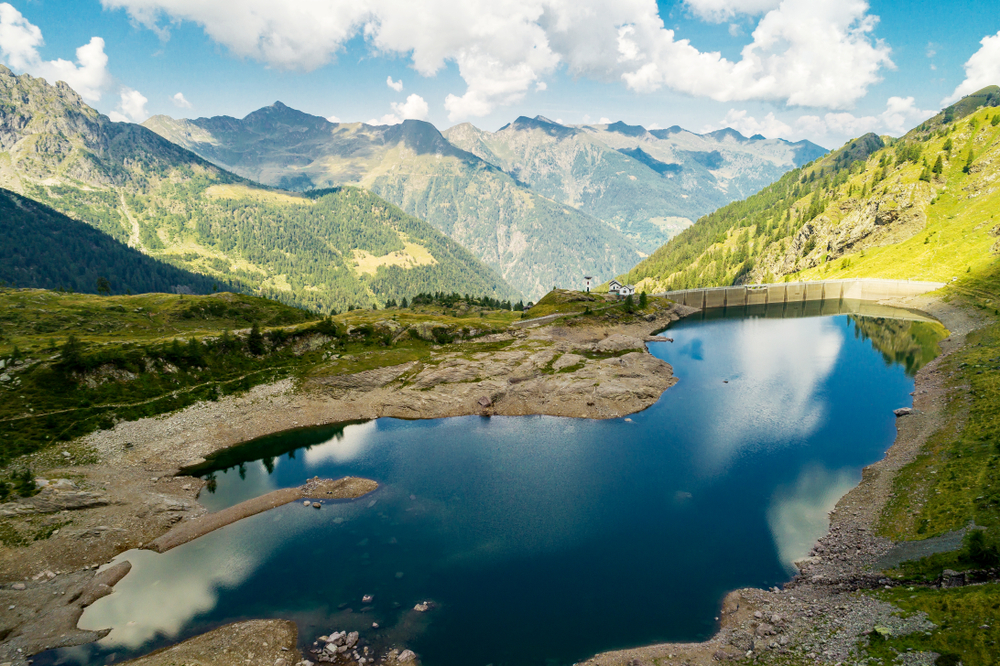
344,631,359,648
893,407,913,417
941,569,966,588
398,650,417,663
477,396,492,408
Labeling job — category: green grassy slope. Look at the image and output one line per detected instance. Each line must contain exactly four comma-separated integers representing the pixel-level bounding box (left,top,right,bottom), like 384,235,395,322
0,67,515,311
847,262,1000,666
0,288,531,468
617,88,1000,293
0,188,221,295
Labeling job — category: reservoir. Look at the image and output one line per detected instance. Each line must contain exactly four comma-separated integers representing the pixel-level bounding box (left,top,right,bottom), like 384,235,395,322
56,302,944,666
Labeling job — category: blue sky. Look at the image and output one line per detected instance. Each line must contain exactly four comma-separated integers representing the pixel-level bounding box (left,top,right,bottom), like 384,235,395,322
2,0,998,148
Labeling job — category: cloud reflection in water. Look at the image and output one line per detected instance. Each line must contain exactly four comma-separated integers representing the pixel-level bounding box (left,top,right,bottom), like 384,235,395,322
767,465,857,573
690,317,843,472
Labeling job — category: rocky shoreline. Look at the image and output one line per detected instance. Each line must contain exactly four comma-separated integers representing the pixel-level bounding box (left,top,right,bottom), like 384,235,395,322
578,293,986,666
0,303,693,666
1,294,975,666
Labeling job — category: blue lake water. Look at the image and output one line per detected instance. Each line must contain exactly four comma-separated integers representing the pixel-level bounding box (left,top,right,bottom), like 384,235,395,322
54,304,944,666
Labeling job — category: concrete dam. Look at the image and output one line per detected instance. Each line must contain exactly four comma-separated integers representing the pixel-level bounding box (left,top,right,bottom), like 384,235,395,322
660,278,944,311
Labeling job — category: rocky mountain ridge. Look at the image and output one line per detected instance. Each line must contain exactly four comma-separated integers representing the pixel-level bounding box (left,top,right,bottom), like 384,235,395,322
444,116,825,250
144,107,639,300
144,104,823,298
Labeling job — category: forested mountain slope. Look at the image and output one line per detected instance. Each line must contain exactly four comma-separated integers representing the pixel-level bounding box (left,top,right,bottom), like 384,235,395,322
444,116,825,250
0,66,514,310
0,188,218,295
144,107,640,300
618,86,1000,292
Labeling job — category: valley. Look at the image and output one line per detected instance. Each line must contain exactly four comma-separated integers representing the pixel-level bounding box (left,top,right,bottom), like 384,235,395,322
0,24,999,666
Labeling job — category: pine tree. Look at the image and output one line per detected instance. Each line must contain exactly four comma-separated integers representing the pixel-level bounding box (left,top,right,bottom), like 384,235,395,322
932,154,944,175
247,322,266,355
963,148,974,174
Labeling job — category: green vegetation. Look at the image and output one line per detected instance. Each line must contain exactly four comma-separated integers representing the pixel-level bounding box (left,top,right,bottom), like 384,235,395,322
878,265,1000,545
0,286,531,472
853,260,1000,665
144,109,641,301
864,584,1000,666
0,67,515,312
0,188,220,295
617,87,1000,293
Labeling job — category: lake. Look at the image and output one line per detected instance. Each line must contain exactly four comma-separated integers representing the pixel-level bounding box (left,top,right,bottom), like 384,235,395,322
52,301,945,666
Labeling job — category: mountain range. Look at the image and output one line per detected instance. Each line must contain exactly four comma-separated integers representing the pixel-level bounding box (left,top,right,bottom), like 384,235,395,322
0,66,513,310
144,105,824,298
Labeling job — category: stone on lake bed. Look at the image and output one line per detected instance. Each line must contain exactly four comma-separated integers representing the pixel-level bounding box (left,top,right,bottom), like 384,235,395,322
413,601,431,612
362,594,373,603
303,501,311,506
398,649,417,663
312,502,322,509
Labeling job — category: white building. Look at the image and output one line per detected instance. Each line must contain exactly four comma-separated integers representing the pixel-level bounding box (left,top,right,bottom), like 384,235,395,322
607,279,636,297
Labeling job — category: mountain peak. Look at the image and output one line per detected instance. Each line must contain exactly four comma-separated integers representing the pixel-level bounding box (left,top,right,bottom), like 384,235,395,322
606,121,648,137
704,127,748,142
503,115,577,138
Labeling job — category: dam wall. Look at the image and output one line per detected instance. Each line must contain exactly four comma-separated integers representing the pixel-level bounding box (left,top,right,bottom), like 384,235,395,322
660,279,944,310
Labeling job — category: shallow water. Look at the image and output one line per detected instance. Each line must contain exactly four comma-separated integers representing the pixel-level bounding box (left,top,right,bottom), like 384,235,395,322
54,303,944,666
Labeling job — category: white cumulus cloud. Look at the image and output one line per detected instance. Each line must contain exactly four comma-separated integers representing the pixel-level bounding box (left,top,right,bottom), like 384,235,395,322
171,91,192,108
386,75,403,91
326,114,341,123
109,87,149,122
0,2,110,101
684,0,781,22
101,0,893,121
943,30,1000,105
711,95,936,145
368,93,429,125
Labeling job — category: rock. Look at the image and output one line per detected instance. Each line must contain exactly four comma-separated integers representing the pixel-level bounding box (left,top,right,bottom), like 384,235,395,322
477,396,492,408
372,622,379,629
344,631,359,648
413,602,430,612
329,631,345,645
0,373,10,383
362,594,373,603
303,501,311,506
893,407,913,417
753,611,763,619
275,659,288,666
312,502,322,509
941,569,966,588
755,623,774,637
728,630,753,651
11,582,25,590
397,649,417,663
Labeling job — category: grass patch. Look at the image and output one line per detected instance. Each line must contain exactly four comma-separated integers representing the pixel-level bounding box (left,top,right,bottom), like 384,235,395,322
864,583,1000,666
